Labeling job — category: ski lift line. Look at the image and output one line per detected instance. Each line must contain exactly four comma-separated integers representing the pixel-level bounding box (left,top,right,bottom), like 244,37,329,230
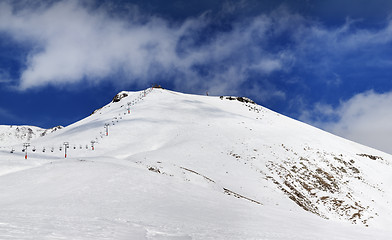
23,143,30,159
63,142,69,158
10,87,154,159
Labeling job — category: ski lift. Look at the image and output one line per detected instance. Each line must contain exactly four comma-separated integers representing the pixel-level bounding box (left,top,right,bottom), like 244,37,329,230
104,124,109,136
63,142,69,158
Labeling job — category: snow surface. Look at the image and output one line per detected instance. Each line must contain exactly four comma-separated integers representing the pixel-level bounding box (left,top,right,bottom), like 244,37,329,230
0,125,45,147
0,125,62,147
1,88,392,239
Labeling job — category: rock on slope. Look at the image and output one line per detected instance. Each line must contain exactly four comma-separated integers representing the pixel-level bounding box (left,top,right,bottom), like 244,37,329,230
0,88,391,239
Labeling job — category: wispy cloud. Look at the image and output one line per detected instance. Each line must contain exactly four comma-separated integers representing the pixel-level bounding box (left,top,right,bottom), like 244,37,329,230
0,1,295,97
301,90,392,154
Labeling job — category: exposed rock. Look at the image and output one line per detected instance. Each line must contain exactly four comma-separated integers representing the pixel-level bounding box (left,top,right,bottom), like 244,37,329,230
152,84,163,89
357,153,383,161
221,96,256,104
40,126,63,137
112,91,129,103
91,106,103,115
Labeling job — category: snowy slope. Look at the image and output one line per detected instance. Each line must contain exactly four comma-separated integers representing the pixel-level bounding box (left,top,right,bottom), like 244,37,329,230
0,88,392,239
0,125,63,147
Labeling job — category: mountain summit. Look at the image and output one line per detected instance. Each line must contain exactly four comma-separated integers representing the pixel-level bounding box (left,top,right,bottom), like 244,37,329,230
0,88,391,239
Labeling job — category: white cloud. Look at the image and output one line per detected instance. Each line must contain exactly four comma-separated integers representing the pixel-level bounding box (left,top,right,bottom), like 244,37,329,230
0,0,291,94
302,91,392,154
0,0,183,89
250,58,282,74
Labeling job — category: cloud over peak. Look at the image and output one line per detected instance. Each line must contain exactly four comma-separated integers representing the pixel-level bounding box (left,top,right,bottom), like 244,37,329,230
0,1,295,96
301,90,392,154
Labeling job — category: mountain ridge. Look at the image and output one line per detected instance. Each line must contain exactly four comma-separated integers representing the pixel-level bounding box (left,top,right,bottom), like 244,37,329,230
0,125,63,147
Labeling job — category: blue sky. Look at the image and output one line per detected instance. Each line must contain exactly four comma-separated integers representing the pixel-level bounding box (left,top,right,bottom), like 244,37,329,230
1,0,392,153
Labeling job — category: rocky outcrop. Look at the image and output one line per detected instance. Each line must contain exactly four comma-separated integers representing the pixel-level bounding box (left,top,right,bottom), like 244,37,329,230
220,96,256,104
112,91,129,103
40,125,63,137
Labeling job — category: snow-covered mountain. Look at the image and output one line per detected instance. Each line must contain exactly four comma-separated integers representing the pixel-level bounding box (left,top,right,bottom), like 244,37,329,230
0,88,391,239
0,125,63,147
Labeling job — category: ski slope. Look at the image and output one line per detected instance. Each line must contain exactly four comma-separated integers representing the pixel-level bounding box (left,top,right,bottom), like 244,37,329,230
0,88,392,239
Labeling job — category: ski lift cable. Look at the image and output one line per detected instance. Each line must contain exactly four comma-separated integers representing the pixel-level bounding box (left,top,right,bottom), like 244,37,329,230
12,88,154,158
